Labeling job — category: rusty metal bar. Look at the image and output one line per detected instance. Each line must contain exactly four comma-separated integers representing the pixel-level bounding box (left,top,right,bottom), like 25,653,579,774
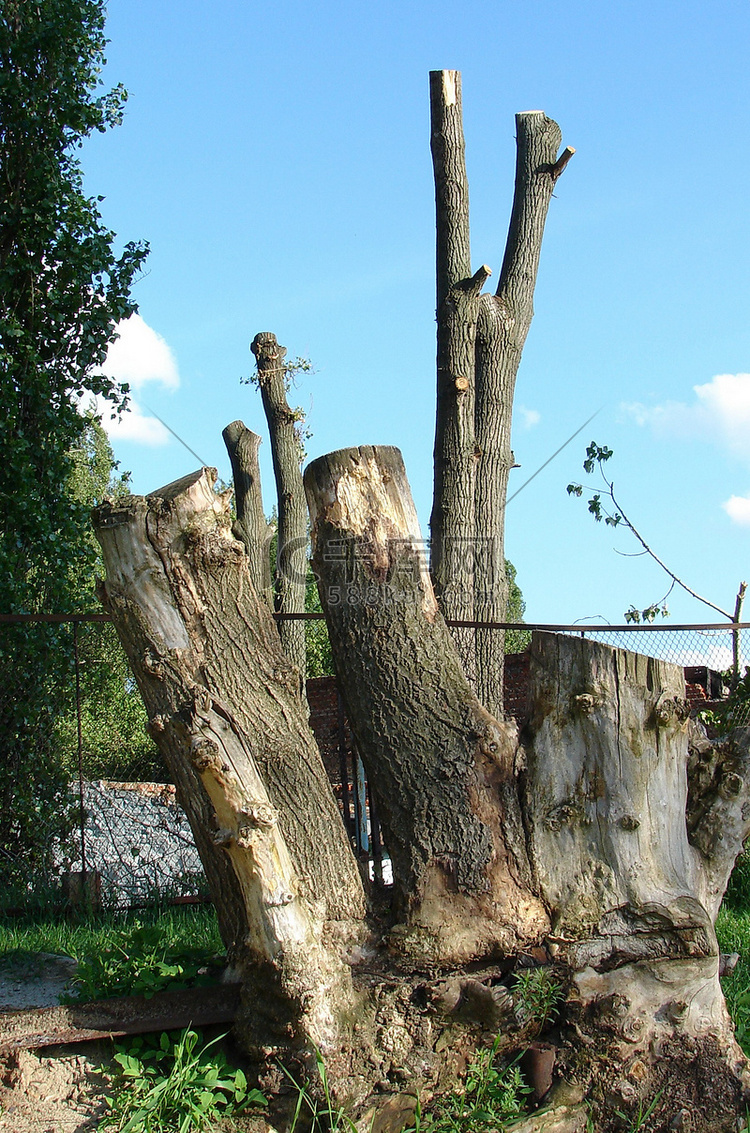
0,983,241,1052
3,611,748,633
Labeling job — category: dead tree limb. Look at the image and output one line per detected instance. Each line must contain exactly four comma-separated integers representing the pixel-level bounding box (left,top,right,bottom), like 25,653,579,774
428,72,572,714
474,112,572,717
222,420,273,608
251,332,307,680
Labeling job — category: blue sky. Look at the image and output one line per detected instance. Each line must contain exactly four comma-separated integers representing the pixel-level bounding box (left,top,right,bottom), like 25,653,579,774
86,0,750,626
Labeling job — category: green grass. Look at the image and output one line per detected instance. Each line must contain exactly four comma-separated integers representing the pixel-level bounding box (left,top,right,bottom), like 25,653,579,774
0,904,224,1000
717,904,750,1054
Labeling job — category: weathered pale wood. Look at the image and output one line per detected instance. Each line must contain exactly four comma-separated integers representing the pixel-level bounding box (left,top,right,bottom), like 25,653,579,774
305,445,548,964
522,632,750,1123
93,468,365,1053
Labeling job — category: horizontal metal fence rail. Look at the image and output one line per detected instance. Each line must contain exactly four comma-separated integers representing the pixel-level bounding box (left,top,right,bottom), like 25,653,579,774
2,613,748,908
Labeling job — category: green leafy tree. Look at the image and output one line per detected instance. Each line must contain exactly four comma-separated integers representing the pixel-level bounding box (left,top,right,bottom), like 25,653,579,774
0,0,148,891
56,420,162,782
504,559,530,654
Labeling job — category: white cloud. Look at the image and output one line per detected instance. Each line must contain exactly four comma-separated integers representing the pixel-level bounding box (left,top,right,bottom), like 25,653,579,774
723,494,750,527
623,373,750,461
517,405,541,429
87,314,179,446
98,398,171,446
102,313,180,392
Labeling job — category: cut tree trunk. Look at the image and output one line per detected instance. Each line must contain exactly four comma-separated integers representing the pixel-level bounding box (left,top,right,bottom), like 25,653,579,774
305,445,548,964
250,331,308,680
473,115,574,719
222,420,273,608
92,469,365,1058
428,70,489,683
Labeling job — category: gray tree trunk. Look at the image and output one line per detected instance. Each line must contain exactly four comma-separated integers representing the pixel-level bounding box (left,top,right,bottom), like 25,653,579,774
429,71,573,716
251,332,307,681
473,115,573,718
305,445,548,963
92,469,365,1059
222,420,273,608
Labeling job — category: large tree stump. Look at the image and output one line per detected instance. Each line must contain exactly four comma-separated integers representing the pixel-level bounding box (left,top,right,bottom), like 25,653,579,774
95,452,750,1129
523,632,750,1126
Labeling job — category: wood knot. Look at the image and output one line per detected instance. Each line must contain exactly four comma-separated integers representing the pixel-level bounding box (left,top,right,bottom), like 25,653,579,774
143,652,164,679
719,771,743,799
573,692,598,715
665,999,688,1024
147,714,168,736
191,737,221,771
239,802,278,829
264,888,294,908
454,375,469,392
653,696,690,727
545,798,585,831
619,814,640,831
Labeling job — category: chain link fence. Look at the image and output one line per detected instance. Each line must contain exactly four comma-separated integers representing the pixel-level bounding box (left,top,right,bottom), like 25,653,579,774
1,613,747,912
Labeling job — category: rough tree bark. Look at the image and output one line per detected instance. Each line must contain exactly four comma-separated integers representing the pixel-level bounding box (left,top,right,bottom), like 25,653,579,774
428,70,490,686
429,70,573,716
473,115,574,719
92,470,365,1062
305,445,548,964
222,420,273,608
250,331,307,680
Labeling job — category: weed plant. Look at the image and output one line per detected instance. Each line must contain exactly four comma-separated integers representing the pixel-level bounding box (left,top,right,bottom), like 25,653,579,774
101,1027,266,1133
283,1046,360,1133
62,918,223,1002
405,1039,533,1133
512,967,562,1032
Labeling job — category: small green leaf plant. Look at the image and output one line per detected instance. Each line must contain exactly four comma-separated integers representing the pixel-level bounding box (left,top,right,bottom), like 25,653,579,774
61,920,223,1003
512,966,563,1032
405,1038,533,1133
100,1028,266,1133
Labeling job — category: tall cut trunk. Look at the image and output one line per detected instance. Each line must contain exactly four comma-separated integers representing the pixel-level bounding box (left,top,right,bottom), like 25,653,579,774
473,115,573,718
429,70,573,715
222,420,273,608
251,332,308,681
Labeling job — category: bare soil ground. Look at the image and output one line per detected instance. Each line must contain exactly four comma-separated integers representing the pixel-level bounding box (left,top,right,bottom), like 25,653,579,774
0,1042,112,1133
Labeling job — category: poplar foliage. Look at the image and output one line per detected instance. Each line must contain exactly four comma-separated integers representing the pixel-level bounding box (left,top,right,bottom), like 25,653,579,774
0,0,147,887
